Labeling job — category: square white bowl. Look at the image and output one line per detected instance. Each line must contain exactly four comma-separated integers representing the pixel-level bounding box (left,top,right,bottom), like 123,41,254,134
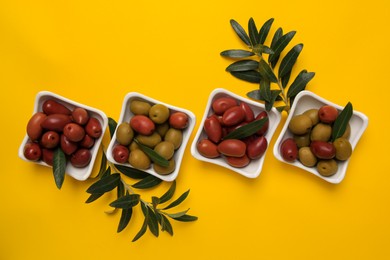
18,91,108,181
106,92,196,182
190,88,282,178
273,90,369,184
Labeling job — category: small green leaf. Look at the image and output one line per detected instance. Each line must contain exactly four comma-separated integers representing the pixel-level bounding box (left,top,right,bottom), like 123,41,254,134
166,209,190,219
115,164,149,179
86,173,120,194
90,149,107,179
247,89,264,101
108,117,117,139
53,148,66,189
226,60,259,72
281,69,292,88
269,27,283,68
159,180,176,204
85,192,104,203
117,180,125,198
109,194,140,209
230,19,251,47
134,139,169,167
332,102,353,141
278,44,303,79
117,208,133,233
259,79,272,102
171,214,198,222
287,70,315,98
132,175,163,189
147,207,159,237
268,31,296,64
160,214,173,236
224,117,268,140
163,189,190,210
258,18,274,44
258,59,278,83
248,17,259,46
252,44,274,55
231,70,261,83
265,90,282,111
152,196,160,209
220,49,255,58
132,215,148,242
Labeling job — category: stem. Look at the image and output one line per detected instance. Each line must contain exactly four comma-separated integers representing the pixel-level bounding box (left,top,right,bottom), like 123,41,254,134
276,79,290,114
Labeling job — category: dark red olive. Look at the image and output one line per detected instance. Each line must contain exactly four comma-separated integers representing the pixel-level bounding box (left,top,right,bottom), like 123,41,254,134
42,99,71,115
280,138,298,162
255,111,269,136
26,112,47,141
63,123,85,142
222,106,245,126
130,115,155,136
204,115,222,143
212,97,238,115
197,139,220,158
85,117,103,138
169,112,189,129
225,154,250,168
217,139,246,157
70,148,92,168
42,149,54,166
40,114,72,132
71,107,89,125
112,144,130,163
24,142,42,161
240,102,255,122
246,135,268,160
60,134,78,155
318,105,338,124
79,134,95,149
40,131,60,149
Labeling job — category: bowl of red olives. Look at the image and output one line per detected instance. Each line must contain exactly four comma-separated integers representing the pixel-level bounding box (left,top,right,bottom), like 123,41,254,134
106,92,196,182
190,88,281,178
273,91,368,184
19,91,108,181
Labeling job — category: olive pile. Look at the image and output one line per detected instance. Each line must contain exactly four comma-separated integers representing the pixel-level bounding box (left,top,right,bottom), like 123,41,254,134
280,105,352,177
197,96,269,168
23,99,103,168
112,100,189,175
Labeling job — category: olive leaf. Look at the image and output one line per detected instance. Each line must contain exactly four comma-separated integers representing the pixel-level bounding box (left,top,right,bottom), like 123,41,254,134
226,60,259,72
86,173,120,194
134,139,169,167
117,208,133,233
224,117,268,140
220,49,255,58
115,164,149,179
231,70,261,83
171,214,198,222
146,206,159,237
163,189,190,210
278,44,303,78
159,180,176,204
108,117,117,138
258,59,278,83
268,31,296,64
259,79,271,102
109,194,140,209
248,17,259,46
230,19,251,47
132,211,148,242
258,18,274,44
159,214,174,236
269,27,283,68
132,175,163,189
332,102,353,141
287,70,316,98
53,148,66,189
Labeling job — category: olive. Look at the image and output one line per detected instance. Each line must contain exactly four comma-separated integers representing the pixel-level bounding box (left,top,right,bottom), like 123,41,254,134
255,111,269,136
310,123,332,142
71,107,89,125
42,99,71,115
129,140,139,151
112,144,130,164
130,115,155,136
298,147,317,167
164,128,183,150
128,149,151,170
70,148,91,168
293,133,311,148
218,139,246,157
116,122,134,146
341,124,351,139
169,112,189,129
317,159,338,177
24,142,42,161
226,154,250,168
27,112,47,141
333,138,352,161
318,105,338,124
40,131,60,149
41,114,72,132
60,134,78,155
212,97,238,115
136,132,162,148
246,135,267,160
280,138,298,162
154,141,175,160
130,100,151,116
149,104,170,124
240,102,255,122
310,141,336,159
153,159,176,175
156,122,169,137
197,139,220,158
288,114,313,135
42,148,54,166
204,115,222,143
85,117,102,138
222,106,245,126
63,123,85,142
303,109,319,125
80,134,95,149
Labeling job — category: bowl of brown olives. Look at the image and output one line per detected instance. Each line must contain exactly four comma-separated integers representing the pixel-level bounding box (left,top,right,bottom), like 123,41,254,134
19,91,108,181
190,88,281,178
106,92,196,182
273,91,368,184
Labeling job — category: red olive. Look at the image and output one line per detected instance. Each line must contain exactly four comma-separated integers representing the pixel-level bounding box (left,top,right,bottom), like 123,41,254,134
70,148,92,168
60,134,78,155
63,123,85,142
225,154,250,168
130,115,155,136
42,99,71,115
79,134,95,149
318,105,338,124
85,117,103,138
40,131,60,149
42,149,54,166
222,106,245,126
197,139,220,158
240,102,255,122
41,114,72,132
26,112,47,141
169,112,189,129
255,111,269,136
71,107,89,125
204,115,222,143
212,97,238,115
217,139,246,157
24,142,42,161
246,135,268,160
310,141,336,159
280,138,298,162
112,144,130,163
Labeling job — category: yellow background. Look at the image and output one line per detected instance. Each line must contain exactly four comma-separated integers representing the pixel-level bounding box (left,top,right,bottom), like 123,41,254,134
1,0,389,259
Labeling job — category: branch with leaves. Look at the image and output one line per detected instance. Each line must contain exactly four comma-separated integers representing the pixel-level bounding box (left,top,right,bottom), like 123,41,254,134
221,18,315,113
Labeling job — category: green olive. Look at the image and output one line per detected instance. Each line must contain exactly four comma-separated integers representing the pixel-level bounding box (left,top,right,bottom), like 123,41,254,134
154,141,175,160
153,158,176,175
130,100,151,116
310,123,332,142
156,122,170,137
149,104,170,124
317,159,338,177
116,122,134,146
293,133,311,148
128,149,151,170
164,128,183,150
298,147,317,167
303,108,319,125
288,114,313,135
129,140,139,151
333,137,352,161
136,132,162,148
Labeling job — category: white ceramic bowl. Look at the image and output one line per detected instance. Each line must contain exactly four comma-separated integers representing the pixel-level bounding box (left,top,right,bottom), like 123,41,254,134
273,90,368,184
18,91,108,181
190,88,282,178
106,92,196,182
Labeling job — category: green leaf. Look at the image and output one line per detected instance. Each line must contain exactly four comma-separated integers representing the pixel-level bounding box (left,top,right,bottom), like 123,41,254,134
159,214,173,236
226,60,259,72
108,117,117,139
248,17,259,46
132,215,148,242
252,44,274,55
85,192,104,203
147,206,159,237
90,149,107,180
332,102,353,141
230,19,251,47
53,148,66,189
269,27,283,68
159,180,176,204
132,175,163,189
259,79,271,102
163,189,190,210
171,214,198,222
224,117,268,140
109,194,140,209
117,208,133,233
86,173,120,194
152,196,160,209
247,89,264,101
134,139,169,167
278,44,303,79
231,70,261,83
258,59,278,83
265,90,282,111
117,180,125,198
276,106,287,113
258,18,274,44
220,49,255,58
268,31,296,64
166,209,190,219
287,70,315,98
115,164,149,179
281,69,292,88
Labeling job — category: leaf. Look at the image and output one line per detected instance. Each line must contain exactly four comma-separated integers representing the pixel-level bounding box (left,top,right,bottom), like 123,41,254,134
259,79,271,102
117,180,125,198
134,139,169,167
258,18,274,44
252,44,274,55
117,208,133,233
248,17,259,46
159,180,176,204
163,189,190,210
132,175,163,189
276,106,287,113
115,164,149,179
332,102,353,141
85,192,104,203
247,89,264,101
109,194,140,209
226,60,259,72
265,90,282,111
90,149,107,179
230,70,261,83
159,214,173,236
230,19,251,47
146,207,159,237
268,31,296,64
86,173,120,194
171,214,198,222
152,196,160,209
278,44,303,79
258,59,278,83
166,209,190,219
53,148,66,189
108,117,117,139
220,49,255,58
224,117,268,140
269,27,283,68
287,70,315,98
281,69,292,88
132,215,148,242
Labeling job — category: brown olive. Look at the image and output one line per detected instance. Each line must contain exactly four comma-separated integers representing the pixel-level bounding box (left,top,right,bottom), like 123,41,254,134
128,149,151,170
156,122,169,137
149,104,170,124
298,147,317,167
130,100,151,116
136,132,161,148
293,133,311,148
310,123,332,142
317,159,338,177
164,128,183,150
153,159,176,175
303,109,319,125
116,122,134,146
154,141,175,160
288,114,313,135
333,138,352,161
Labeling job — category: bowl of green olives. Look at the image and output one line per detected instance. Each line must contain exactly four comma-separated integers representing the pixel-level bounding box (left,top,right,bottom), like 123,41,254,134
106,92,196,182
190,88,281,178
273,90,368,184
19,91,108,181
